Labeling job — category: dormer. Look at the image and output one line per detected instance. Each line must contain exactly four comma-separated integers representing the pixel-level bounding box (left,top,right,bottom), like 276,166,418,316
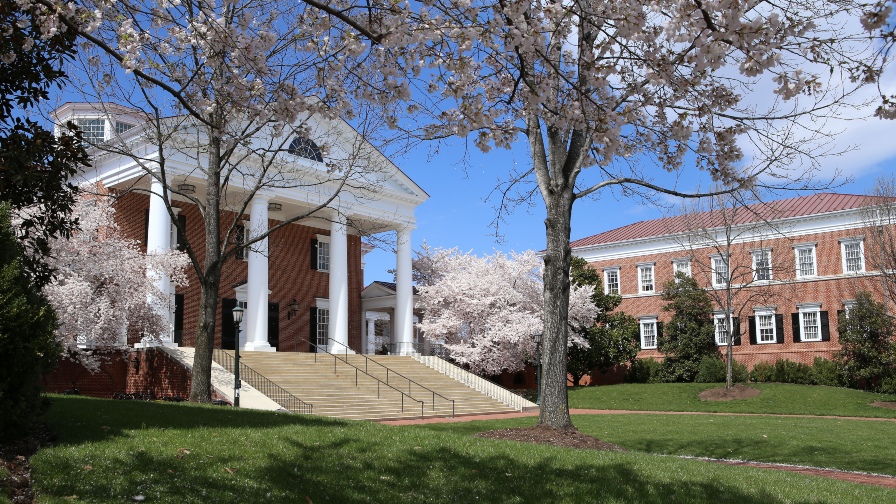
51,102,145,145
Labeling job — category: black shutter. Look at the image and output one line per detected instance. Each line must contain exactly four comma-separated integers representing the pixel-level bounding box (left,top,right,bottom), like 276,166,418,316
732,317,741,346
310,239,318,270
176,214,187,251
173,294,184,345
775,314,785,344
143,209,150,248
221,298,237,350
837,310,845,336
656,322,664,341
749,316,756,345
309,307,318,351
268,302,279,349
820,311,831,341
792,313,801,343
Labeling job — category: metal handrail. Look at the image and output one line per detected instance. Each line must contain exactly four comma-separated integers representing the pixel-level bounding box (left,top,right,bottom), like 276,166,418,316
320,337,455,417
414,354,535,412
300,337,425,418
212,349,313,414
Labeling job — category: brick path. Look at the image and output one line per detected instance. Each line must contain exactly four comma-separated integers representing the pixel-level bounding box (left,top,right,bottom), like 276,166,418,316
381,409,896,490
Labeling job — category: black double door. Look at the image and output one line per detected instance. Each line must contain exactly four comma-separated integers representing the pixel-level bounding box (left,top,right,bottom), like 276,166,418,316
221,298,279,350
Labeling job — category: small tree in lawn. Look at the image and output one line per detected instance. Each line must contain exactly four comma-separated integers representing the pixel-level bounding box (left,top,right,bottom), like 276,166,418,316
416,249,598,376
836,292,896,391
677,191,788,388
42,193,189,371
659,272,716,382
0,204,59,441
567,256,638,386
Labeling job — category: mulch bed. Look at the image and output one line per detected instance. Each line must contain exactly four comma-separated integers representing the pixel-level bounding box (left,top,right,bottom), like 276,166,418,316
0,426,53,504
698,384,762,401
871,401,896,410
475,424,626,452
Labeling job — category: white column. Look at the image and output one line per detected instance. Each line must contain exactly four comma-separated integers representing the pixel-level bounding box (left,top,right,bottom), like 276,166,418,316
245,196,273,351
394,227,414,355
146,177,174,346
328,211,351,352
366,315,376,354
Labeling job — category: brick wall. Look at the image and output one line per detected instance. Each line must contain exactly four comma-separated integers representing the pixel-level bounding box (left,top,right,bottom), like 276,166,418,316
42,348,224,401
584,224,895,370
113,191,364,352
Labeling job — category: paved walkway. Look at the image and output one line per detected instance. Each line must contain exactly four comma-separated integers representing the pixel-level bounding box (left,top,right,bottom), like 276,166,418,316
381,409,896,490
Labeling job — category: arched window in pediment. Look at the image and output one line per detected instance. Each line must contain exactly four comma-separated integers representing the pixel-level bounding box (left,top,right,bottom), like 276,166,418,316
287,136,323,162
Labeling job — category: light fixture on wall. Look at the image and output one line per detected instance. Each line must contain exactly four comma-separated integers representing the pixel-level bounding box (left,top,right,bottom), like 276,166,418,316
268,202,282,212
287,299,299,320
178,183,196,194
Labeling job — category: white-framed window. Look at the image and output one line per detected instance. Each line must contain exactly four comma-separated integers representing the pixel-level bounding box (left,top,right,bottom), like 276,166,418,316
711,254,729,287
843,299,857,317
714,313,730,346
115,121,134,135
839,237,865,274
637,263,655,293
74,118,106,145
316,308,330,348
639,316,658,349
755,308,777,344
235,223,247,260
603,267,620,295
797,302,822,342
793,243,817,278
752,248,773,281
673,258,691,278
316,234,330,272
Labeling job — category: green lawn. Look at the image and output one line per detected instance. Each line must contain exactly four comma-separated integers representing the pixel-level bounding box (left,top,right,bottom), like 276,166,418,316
28,396,896,503
568,383,896,417
418,414,896,477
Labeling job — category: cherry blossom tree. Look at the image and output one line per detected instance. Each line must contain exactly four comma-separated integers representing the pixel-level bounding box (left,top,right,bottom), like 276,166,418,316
43,192,189,371
37,0,418,401
416,248,598,375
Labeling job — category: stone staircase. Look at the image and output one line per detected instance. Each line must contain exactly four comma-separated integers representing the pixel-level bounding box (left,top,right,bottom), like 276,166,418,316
222,351,524,421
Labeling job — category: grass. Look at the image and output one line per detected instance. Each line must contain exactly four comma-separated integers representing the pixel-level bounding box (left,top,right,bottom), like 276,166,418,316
418,414,896,477
568,383,896,417
29,395,896,503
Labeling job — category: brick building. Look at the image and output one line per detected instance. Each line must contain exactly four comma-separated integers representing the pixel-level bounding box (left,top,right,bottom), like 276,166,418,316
53,103,428,356
571,193,895,369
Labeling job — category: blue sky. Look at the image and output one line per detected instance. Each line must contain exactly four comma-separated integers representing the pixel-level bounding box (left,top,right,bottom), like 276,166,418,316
362,122,896,285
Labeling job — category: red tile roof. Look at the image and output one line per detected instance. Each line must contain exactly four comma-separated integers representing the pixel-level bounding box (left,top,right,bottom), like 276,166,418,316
570,193,889,249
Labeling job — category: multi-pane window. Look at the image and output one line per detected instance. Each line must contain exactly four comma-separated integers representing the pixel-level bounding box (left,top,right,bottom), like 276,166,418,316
115,121,134,135
317,240,330,271
74,118,105,145
638,264,654,293
801,311,821,341
316,308,329,348
235,224,247,260
795,245,817,277
604,268,620,295
714,315,729,345
640,318,657,349
673,259,691,278
757,313,776,343
842,240,864,273
712,256,729,286
752,249,772,281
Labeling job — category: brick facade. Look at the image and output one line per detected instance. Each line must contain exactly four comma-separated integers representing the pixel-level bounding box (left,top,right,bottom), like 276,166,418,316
113,191,364,353
573,195,895,370
42,349,226,402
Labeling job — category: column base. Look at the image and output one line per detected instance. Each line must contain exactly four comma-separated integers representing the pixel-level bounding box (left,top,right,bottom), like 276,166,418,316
243,342,276,352
327,344,355,354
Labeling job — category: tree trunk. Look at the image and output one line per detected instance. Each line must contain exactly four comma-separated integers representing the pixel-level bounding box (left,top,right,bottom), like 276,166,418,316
539,189,576,430
189,134,223,403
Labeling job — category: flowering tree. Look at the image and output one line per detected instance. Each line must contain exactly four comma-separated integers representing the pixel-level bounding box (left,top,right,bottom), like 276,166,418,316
416,248,597,375
43,193,189,371
39,0,415,401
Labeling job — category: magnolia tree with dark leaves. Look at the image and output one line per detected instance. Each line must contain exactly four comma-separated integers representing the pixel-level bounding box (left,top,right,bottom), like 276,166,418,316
415,248,598,375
